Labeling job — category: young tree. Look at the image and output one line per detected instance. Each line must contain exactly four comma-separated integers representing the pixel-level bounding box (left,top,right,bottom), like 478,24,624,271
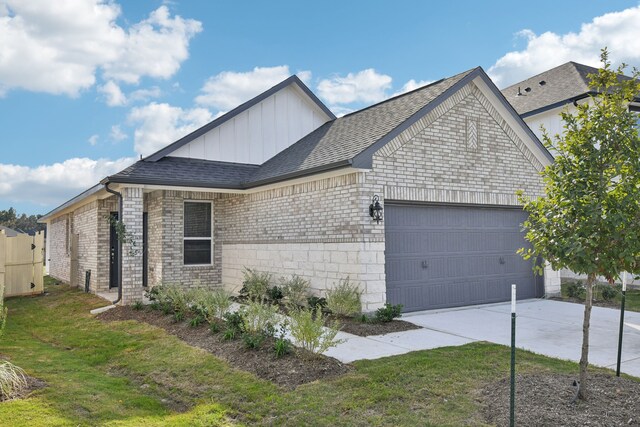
518,49,640,400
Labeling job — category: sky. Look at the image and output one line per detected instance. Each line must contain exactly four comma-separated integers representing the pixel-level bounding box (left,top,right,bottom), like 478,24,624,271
1,0,640,215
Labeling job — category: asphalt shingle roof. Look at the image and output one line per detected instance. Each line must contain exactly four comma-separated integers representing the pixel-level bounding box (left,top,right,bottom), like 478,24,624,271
110,68,476,189
108,157,259,189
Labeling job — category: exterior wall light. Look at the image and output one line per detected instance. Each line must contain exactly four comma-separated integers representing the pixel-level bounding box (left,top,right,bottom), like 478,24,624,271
369,194,383,224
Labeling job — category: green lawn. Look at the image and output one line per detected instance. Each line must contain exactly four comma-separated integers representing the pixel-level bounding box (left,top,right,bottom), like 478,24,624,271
559,281,640,312
0,279,627,426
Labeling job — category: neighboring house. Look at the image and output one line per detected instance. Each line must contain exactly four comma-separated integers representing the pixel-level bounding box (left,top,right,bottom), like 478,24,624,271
40,67,556,312
0,225,23,237
501,61,640,141
502,62,640,284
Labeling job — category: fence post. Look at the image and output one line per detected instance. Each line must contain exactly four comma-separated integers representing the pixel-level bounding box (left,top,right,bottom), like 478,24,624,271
616,273,627,377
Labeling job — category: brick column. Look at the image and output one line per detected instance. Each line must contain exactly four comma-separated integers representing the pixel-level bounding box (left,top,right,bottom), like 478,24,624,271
121,187,144,304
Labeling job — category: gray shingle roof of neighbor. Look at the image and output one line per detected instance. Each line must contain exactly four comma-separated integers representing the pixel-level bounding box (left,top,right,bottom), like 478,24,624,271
107,157,260,189
501,61,639,117
0,225,21,237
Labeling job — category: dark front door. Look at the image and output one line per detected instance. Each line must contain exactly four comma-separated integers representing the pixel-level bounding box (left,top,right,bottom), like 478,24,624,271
109,212,119,289
385,203,543,312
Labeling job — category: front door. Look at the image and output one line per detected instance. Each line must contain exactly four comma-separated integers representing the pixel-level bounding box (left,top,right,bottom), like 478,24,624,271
109,212,119,289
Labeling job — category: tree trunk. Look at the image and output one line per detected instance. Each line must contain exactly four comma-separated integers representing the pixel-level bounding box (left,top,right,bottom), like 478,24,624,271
578,273,596,400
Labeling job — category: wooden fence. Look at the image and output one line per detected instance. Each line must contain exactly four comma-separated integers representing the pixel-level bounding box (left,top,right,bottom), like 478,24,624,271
0,230,44,297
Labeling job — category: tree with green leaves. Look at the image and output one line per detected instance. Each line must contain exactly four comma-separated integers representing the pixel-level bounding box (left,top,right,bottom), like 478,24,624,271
518,49,640,400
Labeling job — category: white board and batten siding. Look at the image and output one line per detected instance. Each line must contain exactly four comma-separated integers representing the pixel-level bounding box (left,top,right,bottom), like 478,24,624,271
172,84,331,164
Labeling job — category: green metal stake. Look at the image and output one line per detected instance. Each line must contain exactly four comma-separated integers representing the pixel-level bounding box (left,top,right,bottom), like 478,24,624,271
616,273,627,377
510,284,516,427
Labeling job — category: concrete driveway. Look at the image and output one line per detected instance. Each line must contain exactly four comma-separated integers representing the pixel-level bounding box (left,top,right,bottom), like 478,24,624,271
403,299,640,377
325,299,640,378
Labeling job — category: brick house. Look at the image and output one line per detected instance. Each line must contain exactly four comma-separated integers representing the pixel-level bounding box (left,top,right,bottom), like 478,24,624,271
40,66,557,312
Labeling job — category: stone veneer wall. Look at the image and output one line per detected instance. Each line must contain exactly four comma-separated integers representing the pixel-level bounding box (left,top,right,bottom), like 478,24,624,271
219,174,387,311
48,214,71,283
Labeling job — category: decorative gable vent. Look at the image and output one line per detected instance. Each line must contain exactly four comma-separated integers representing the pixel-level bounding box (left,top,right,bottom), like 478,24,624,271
467,118,478,150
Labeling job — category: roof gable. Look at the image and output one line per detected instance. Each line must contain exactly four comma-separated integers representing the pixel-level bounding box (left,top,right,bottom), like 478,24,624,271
145,75,335,163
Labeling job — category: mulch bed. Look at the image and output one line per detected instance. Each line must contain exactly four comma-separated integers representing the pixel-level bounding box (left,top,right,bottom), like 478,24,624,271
329,315,421,336
482,373,640,426
97,306,352,389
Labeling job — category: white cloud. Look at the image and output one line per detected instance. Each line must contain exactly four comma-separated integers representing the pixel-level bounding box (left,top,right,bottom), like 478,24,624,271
317,69,392,105
488,6,640,87
195,65,309,110
0,2,201,97
128,102,213,156
98,81,161,106
0,157,135,206
88,134,99,146
98,80,127,106
109,125,127,142
391,79,434,97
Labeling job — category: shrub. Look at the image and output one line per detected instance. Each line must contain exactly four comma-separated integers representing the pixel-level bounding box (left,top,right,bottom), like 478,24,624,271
273,323,291,358
325,278,362,317
132,300,144,311
288,308,343,356
240,268,272,302
281,275,310,307
191,288,233,323
149,284,192,315
267,286,284,304
189,315,205,327
241,301,279,337
307,296,327,313
375,303,403,323
209,321,221,334
223,311,245,334
566,281,586,299
242,333,265,349
596,284,618,301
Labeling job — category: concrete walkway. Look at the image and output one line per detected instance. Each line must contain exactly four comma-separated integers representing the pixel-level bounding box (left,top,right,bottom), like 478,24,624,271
325,299,640,378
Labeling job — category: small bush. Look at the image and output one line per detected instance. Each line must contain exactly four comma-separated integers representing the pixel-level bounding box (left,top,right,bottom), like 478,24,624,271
273,323,291,358
173,311,185,323
191,288,233,323
375,303,403,323
566,282,586,299
189,315,205,327
222,328,237,341
307,296,327,313
281,275,310,307
223,311,245,334
132,300,144,311
149,301,161,311
288,308,343,356
596,284,618,301
209,321,221,334
240,268,272,302
267,286,284,303
326,278,362,317
241,301,279,337
242,333,265,349
151,284,193,316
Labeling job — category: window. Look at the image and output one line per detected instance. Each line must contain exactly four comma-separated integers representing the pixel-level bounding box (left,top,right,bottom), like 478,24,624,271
183,201,212,265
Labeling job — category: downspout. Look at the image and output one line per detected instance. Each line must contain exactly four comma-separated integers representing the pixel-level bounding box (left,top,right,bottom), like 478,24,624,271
104,181,123,305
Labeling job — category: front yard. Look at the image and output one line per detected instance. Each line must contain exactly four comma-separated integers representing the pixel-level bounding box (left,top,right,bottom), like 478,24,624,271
0,280,638,426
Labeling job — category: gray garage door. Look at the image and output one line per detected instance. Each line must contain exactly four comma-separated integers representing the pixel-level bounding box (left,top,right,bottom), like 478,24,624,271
385,203,543,312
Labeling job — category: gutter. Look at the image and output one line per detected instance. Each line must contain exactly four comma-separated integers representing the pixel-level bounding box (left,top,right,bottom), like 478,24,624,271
103,182,123,305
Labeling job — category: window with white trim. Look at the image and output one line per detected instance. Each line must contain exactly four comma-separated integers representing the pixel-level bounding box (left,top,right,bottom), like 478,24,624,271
183,201,212,265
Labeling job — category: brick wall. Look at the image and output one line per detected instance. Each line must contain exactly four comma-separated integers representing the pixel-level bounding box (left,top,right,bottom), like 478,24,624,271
71,201,99,290
48,214,70,282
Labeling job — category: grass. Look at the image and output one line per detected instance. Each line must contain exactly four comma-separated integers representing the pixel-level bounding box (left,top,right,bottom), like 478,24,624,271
0,277,633,426
559,281,640,312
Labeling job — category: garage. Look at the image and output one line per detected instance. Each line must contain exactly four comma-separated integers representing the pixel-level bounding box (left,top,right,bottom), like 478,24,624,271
385,203,543,312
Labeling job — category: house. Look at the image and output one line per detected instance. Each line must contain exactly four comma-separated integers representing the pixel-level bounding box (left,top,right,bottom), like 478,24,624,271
0,225,23,237
501,61,640,141
40,66,557,312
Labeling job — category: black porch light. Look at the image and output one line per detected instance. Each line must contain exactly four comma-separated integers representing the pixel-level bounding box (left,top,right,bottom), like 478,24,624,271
369,194,383,224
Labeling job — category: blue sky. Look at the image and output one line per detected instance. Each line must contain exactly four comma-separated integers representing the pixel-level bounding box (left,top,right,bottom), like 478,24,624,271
1,0,639,215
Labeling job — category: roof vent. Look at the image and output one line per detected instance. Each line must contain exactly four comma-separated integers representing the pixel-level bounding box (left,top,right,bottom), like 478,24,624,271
524,87,531,92
539,80,546,86
517,86,522,96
